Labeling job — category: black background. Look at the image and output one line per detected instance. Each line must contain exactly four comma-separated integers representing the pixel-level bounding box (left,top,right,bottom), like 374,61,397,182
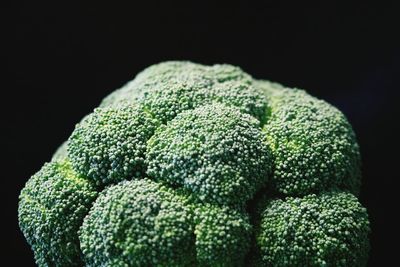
4,1,398,266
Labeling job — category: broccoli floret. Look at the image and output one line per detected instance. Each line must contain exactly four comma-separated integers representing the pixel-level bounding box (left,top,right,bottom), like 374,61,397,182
100,61,205,108
18,160,98,266
258,81,361,196
146,103,273,206
68,104,160,185
256,191,370,267
19,61,370,266
79,179,196,267
79,179,252,266
102,61,267,124
194,204,252,266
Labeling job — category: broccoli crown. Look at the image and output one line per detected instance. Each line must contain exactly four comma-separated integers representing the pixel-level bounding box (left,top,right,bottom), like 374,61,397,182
18,61,370,267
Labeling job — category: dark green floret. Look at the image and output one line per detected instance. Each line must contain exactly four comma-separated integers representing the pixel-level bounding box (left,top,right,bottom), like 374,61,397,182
68,104,160,185
79,179,196,267
194,204,252,266
256,191,370,267
18,160,98,267
146,103,273,206
262,85,361,196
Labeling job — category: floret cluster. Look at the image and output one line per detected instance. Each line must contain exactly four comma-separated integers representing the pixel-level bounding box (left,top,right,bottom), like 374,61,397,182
19,61,370,266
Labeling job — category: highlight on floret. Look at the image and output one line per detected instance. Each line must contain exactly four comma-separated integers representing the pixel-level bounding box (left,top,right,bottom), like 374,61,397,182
18,61,370,267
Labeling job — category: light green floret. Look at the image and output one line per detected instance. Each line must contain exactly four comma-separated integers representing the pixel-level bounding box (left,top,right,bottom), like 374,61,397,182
194,204,252,266
256,191,370,267
260,82,361,196
18,160,98,267
146,103,273,206
101,61,268,124
79,179,196,267
68,104,160,185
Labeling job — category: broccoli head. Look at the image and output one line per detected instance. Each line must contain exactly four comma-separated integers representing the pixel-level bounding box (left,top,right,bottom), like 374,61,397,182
19,61,370,266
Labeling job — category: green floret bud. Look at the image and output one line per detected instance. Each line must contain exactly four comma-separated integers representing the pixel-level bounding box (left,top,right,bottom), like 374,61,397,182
18,160,98,267
101,61,268,124
68,104,160,185
194,204,252,266
256,191,370,267
79,179,196,267
146,103,273,206
262,85,361,196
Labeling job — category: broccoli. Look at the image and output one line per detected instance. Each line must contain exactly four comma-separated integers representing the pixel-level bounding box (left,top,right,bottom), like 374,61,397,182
258,83,361,196
18,160,97,266
68,105,160,185
146,103,273,206
255,191,370,267
19,61,370,266
79,179,252,267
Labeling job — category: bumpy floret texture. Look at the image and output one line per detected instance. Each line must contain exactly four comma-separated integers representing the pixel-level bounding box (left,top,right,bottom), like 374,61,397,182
68,105,159,185
261,85,361,196
146,103,272,206
19,61,369,267
80,179,252,267
101,61,268,124
193,204,252,266
256,191,370,267
18,160,97,266
79,179,196,267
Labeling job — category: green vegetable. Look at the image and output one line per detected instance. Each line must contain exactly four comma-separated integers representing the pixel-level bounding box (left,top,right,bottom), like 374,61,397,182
19,61,370,266
146,103,273,206
255,191,370,267
18,160,97,266
260,84,361,196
